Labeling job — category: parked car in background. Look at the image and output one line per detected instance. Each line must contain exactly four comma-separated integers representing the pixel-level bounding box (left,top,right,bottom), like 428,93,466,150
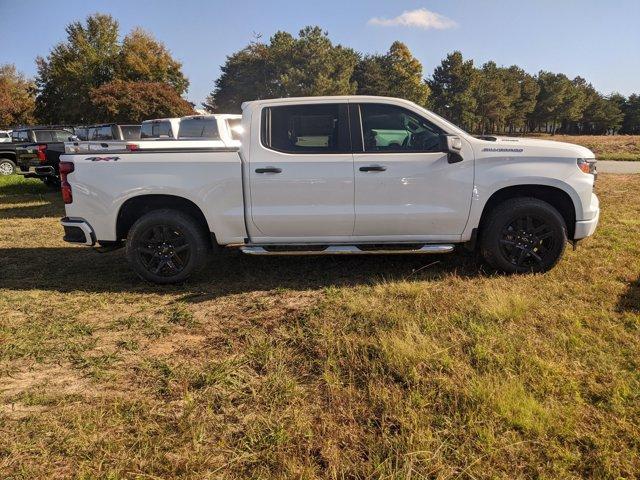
59,96,599,284
0,126,74,176
140,118,180,139
177,114,242,146
75,124,141,141
0,131,11,143
13,127,76,184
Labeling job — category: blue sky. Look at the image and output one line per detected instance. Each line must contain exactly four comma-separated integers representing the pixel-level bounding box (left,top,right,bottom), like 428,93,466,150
1,0,638,106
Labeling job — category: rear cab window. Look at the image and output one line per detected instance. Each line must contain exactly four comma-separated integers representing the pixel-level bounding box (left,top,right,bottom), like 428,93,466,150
141,121,173,139
178,117,220,139
261,103,350,153
120,125,141,140
12,130,30,142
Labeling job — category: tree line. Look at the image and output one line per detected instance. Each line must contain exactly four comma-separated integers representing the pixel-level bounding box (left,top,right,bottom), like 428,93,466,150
1,16,639,136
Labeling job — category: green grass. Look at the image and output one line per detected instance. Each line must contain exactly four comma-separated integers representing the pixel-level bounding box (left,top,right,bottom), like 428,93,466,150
598,152,640,161
0,173,639,478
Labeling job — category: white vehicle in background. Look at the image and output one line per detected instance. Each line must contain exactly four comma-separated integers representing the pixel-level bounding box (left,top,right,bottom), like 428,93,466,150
0,131,11,143
178,114,242,146
140,118,181,139
58,96,599,284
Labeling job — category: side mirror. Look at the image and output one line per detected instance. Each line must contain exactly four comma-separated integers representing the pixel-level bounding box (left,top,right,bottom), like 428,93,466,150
68,135,79,142
441,134,463,164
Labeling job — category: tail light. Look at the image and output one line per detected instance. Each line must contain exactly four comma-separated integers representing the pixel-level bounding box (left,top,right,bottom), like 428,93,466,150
59,161,74,204
126,143,140,151
36,144,47,162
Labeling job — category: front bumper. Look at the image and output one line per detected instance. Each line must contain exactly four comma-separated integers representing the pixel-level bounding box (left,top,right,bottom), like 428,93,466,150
574,193,600,240
61,217,96,246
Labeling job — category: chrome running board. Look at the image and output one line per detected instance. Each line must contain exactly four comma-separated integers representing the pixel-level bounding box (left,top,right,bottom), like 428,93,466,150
240,244,454,256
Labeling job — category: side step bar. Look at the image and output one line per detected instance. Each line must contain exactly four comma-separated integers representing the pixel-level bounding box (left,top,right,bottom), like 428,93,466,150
240,245,454,256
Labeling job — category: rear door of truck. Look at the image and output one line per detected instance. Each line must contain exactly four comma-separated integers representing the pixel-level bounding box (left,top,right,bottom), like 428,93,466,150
247,101,355,239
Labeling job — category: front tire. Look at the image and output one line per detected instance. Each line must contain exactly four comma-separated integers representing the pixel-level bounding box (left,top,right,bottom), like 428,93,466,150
480,197,567,273
125,209,209,284
0,159,16,176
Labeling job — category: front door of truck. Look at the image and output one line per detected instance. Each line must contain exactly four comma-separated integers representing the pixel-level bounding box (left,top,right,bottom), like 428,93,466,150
352,102,474,237
248,102,354,240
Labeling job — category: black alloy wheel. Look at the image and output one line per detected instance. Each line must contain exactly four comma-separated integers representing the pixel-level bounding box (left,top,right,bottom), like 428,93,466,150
136,224,191,277
498,214,556,269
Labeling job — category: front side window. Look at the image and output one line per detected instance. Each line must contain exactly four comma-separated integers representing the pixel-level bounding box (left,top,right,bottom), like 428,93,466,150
261,104,349,153
51,130,71,142
359,104,444,153
34,131,53,142
178,117,220,139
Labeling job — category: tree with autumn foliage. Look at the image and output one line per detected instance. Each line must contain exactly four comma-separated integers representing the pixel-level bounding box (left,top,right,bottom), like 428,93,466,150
0,64,36,128
90,80,193,123
35,14,191,124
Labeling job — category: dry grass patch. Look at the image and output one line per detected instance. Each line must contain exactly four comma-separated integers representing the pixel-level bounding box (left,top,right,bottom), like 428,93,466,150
529,134,640,160
0,174,639,478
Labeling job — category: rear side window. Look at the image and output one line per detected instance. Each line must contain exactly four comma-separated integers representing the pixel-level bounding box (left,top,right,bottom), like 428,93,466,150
178,117,220,139
358,104,444,153
261,104,349,153
141,121,173,139
120,125,141,140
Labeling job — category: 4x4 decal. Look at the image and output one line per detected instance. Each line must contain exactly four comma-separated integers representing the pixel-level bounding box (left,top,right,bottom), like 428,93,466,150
85,156,120,162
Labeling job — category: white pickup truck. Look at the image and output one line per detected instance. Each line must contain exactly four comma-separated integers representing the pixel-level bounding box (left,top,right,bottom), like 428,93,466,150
59,96,599,284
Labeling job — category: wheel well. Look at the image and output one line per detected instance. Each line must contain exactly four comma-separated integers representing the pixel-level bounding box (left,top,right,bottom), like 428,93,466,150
116,195,212,245
479,185,576,239
0,153,16,162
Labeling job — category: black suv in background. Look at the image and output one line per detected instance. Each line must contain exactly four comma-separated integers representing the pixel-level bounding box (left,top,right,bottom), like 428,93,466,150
0,126,75,177
75,123,141,141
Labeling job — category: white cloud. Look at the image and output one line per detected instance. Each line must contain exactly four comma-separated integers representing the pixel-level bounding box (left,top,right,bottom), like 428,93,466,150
368,8,457,30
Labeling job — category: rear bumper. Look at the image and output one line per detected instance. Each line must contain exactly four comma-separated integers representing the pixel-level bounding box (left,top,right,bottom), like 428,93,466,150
61,217,96,246
574,193,600,240
18,165,56,178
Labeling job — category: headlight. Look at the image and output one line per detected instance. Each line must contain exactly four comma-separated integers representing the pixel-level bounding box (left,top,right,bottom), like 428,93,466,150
577,158,597,176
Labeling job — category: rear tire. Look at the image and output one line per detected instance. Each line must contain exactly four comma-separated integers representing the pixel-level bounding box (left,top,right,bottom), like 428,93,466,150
0,159,16,176
480,197,567,273
125,209,209,284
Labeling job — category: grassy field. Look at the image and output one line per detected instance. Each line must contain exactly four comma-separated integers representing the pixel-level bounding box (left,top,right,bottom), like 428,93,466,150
528,134,640,161
0,174,639,479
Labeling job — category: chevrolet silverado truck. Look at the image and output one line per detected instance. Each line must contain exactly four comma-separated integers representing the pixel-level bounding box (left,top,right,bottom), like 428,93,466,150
59,96,599,284
1,126,74,179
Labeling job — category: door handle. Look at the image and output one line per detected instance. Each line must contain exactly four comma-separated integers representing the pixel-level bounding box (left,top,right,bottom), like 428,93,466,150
255,167,282,174
359,165,386,172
